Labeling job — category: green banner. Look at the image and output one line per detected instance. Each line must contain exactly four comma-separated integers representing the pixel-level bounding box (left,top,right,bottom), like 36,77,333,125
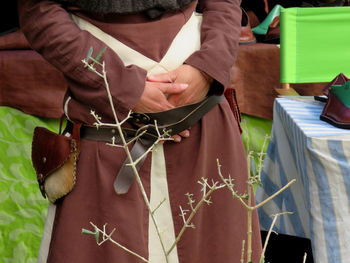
281,6,350,84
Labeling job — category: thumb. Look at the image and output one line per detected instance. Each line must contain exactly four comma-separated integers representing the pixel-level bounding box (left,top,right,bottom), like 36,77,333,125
147,71,177,83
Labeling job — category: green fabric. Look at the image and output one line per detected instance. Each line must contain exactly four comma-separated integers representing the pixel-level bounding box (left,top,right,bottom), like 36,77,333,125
241,114,272,177
0,106,59,263
280,6,350,84
332,81,350,107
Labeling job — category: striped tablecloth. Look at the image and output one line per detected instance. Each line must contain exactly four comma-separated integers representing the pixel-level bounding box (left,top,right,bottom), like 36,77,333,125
256,97,350,263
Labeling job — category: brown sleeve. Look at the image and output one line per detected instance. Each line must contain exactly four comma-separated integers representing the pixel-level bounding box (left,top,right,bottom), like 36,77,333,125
185,0,241,93
17,0,147,118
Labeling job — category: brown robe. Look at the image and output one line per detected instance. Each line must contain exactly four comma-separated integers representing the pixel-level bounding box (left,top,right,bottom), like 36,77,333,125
18,0,262,262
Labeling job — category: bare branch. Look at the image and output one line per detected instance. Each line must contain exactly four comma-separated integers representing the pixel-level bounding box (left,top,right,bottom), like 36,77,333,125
167,178,223,255
240,239,245,263
84,50,169,261
303,253,308,263
82,222,149,262
253,179,296,210
217,159,251,210
185,193,196,212
256,134,270,179
152,198,167,215
259,212,293,263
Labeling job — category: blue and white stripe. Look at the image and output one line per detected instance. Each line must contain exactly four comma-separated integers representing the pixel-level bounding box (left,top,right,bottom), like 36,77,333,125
257,97,350,263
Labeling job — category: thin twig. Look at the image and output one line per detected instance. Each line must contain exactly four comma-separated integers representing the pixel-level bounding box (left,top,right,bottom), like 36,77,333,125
167,180,223,255
152,198,167,215
84,222,149,262
303,253,307,263
217,159,251,210
256,135,270,178
125,138,162,166
253,179,296,210
185,193,196,212
240,239,246,263
246,152,253,263
222,176,296,212
259,212,293,263
82,59,104,78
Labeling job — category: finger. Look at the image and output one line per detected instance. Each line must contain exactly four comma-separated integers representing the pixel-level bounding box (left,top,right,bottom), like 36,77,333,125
147,81,186,90
172,134,182,143
178,129,190,138
147,71,177,83
148,81,188,94
133,83,176,113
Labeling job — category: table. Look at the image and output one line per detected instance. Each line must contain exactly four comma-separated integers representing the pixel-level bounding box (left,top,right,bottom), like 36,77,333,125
231,44,325,120
256,97,350,263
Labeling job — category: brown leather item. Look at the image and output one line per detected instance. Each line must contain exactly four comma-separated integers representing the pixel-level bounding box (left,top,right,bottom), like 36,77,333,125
264,16,280,43
239,8,256,45
322,72,349,97
224,87,242,132
320,91,350,129
31,123,81,203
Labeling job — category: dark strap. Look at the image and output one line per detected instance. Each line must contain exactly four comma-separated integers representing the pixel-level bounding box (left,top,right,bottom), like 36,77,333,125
115,95,224,194
129,95,224,137
114,139,154,194
80,95,224,194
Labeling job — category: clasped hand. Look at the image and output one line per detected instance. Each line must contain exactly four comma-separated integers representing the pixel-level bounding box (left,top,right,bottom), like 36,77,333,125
132,65,212,142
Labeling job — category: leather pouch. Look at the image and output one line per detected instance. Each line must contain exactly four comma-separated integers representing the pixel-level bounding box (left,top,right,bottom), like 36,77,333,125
31,123,81,203
224,88,242,133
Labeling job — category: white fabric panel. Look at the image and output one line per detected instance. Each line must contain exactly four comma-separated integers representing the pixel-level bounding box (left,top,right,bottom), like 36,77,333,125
38,204,56,263
71,13,201,76
149,144,179,263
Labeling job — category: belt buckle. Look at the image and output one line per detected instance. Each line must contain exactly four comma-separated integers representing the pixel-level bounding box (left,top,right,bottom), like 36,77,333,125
130,112,151,125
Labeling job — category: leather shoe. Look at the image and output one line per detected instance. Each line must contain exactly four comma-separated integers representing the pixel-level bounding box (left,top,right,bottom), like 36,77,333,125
252,4,283,35
239,8,256,45
263,16,280,44
314,73,349,102
320,81,350,129
322,73,349,97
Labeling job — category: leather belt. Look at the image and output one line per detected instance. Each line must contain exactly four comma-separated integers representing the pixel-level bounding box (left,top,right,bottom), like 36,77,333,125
79,95,224,194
